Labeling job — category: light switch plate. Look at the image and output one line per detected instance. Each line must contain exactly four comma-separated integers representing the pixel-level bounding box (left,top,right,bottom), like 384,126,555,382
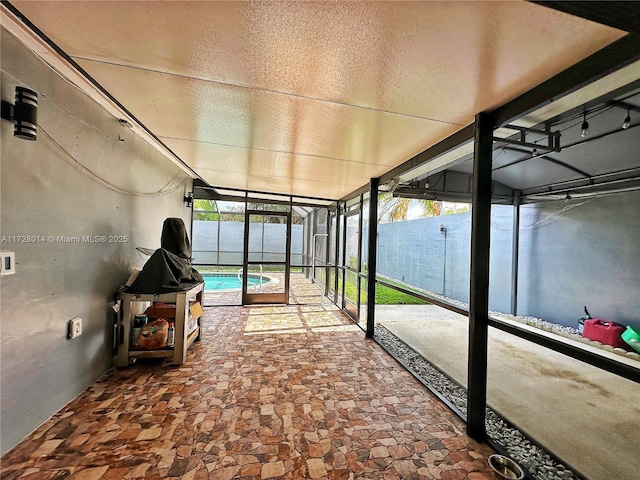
0,251,15,276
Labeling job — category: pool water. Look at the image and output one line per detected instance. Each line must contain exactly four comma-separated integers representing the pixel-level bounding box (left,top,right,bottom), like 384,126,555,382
202,273,266,291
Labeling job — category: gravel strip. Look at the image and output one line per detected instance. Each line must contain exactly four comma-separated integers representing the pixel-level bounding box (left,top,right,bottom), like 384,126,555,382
374,324,582,480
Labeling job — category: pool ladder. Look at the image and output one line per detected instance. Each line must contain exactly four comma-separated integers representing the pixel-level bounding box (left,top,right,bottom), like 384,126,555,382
237,265,263,292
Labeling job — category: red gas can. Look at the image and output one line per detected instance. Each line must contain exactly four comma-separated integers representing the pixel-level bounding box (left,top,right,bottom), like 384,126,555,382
582,319,628,349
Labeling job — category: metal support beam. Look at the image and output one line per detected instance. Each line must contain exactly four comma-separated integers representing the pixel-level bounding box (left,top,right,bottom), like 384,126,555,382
492,34,640,127
334,202,340,305
494,124,561,152
356,195,364,322
285,199,293,303
366,178,379,338
511,190,521,315
533,1,640,34
467,112,495,442
324,208,331,297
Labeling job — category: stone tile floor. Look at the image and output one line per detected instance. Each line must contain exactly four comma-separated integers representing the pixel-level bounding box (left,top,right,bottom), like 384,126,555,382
1,305,496,480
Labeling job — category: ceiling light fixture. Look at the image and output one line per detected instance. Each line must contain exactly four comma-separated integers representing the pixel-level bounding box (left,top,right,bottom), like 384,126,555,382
623,109,631,129
580,112,589,138
532,148,538,157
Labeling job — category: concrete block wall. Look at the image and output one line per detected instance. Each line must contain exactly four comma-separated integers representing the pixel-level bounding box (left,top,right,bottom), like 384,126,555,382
1,28,191,455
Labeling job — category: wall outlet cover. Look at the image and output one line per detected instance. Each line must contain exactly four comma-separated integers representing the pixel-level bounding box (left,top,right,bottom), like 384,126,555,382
69,317,82,338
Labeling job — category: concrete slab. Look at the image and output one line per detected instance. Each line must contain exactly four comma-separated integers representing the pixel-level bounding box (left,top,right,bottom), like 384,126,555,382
377,304,640,480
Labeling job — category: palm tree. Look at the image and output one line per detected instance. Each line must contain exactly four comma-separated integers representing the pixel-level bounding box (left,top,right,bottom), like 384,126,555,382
377,193,407,223
377,193,442,223
193,200,219,221
421,199,442,217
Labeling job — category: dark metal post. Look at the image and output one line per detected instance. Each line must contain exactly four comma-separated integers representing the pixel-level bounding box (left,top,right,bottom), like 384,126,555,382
216,202,221,264
310,209,316,279
334,201,340,305
340,204,347,309
366,178,379,338
511,190,521,315
324,208,331,296
285,198,293,304
241,195,250,305
356,195,364,320
467,111,495,441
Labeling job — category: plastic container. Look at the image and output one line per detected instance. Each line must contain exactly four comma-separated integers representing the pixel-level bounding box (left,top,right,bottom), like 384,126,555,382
582,319,627,349
133,314,147,327
621,326,640,353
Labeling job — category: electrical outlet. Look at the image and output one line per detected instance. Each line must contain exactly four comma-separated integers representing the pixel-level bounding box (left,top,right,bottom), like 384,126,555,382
69,317,82,338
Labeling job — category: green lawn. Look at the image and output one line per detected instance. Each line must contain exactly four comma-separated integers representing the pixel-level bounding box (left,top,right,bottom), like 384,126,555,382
343,277,429,305
375,283,429,305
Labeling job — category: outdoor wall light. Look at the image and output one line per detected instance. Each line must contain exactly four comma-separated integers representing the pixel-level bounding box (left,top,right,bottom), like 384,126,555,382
623,109,631,129
1,86,38,141
580,112,589,138
184,192,194,208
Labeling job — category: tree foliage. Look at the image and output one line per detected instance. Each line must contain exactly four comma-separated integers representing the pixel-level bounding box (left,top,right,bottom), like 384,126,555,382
377,193,443,224
192,200,303,224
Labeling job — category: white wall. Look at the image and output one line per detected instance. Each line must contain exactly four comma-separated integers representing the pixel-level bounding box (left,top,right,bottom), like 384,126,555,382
0,28,192,455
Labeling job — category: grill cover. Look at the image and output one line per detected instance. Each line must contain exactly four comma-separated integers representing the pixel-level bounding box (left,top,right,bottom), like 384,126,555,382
126,218,203,294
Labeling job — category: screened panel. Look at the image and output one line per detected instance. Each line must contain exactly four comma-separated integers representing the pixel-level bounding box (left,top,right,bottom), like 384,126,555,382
247,264,285,294
248,214,287,263
192,200,245,265
344,269,358,305
290,209,305,267
359,276,368,329
361,192,369,274
344,213,360,271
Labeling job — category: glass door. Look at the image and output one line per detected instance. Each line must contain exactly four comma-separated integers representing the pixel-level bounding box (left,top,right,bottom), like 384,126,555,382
242,208,291,305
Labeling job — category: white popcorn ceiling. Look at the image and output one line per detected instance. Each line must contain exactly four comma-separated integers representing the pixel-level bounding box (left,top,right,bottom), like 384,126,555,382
10,0,625,199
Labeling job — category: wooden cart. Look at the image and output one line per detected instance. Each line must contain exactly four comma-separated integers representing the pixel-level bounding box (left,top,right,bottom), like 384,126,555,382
116,282,204,367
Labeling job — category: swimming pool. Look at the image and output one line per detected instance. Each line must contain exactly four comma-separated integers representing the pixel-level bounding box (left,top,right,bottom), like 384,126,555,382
202,273,272,292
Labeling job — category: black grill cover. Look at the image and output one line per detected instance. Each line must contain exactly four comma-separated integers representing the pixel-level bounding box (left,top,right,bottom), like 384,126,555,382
126,218,203,294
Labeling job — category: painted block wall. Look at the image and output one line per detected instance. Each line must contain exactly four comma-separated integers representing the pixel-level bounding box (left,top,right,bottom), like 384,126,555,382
377,205,514,314
192,221,304,265
517,192,640,329
377,197,639,330
0,29,191,455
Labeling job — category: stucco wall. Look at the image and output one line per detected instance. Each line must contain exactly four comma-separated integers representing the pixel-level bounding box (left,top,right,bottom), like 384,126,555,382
377,205,514,314
192,221,304,265
1,29,191,455
517,192,640,328
377,198,639,330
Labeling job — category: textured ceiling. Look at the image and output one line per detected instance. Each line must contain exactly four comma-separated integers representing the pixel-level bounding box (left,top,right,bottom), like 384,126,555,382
8,1,626,199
